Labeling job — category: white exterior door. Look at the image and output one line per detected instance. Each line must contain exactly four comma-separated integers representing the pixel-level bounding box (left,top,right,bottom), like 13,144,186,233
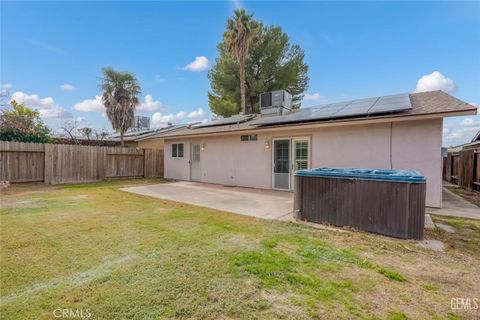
190,143,201,182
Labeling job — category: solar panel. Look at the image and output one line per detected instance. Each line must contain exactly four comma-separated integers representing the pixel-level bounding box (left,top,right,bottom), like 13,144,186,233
333,97,379,117
250,93,412,126
369,94,411,115
192,114,255,128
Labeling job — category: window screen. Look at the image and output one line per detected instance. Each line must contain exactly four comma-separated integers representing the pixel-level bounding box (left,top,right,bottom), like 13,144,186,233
274,140,290,174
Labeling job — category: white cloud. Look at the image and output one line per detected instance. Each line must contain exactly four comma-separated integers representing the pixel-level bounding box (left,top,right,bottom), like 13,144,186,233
1,83,13,90
60,84,76,91
183,56,209,72
303,93,323,101
11,91,71,118
151,107,208,128
187,108,205,119
460,118,479,127
73,96,105,113
414,71,457,94
137,94,164,112
74,94,164,114
443,116,480,147
231,0,243,9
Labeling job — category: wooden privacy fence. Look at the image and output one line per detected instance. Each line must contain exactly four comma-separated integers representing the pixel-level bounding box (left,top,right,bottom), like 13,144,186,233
443,148,480,191
0,141,163,184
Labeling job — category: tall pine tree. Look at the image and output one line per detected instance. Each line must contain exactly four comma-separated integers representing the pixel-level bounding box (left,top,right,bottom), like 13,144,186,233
208,23,309,117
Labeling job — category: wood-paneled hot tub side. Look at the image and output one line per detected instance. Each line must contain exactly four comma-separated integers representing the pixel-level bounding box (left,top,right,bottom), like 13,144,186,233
294,168,426,240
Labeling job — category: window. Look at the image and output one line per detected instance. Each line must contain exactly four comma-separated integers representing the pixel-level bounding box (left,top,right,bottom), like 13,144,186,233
294,141,309,170
191,144,200,162
172,143,184,158
240,134,258,141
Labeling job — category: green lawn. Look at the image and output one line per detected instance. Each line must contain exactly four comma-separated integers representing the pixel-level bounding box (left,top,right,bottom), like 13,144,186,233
1,180,479,319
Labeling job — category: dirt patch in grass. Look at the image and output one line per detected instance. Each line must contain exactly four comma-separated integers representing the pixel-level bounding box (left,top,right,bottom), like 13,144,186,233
428,215,480,255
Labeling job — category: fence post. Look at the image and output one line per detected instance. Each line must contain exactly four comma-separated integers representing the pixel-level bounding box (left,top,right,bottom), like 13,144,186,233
98,147,107,181
445,153,452,182
143,149,147,178
475,150,480,191
44,144,53,184
459,149,475,191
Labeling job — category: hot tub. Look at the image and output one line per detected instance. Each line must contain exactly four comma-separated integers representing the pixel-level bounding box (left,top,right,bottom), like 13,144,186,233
294,167,426,240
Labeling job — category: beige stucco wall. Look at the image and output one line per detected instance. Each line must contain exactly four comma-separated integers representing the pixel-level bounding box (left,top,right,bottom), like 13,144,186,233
164,118,443,207
137,138,165,150
391,119,443,208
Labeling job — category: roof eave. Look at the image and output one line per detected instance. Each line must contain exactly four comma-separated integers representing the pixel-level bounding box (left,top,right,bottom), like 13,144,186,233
158,108,477,140
134,125,189,142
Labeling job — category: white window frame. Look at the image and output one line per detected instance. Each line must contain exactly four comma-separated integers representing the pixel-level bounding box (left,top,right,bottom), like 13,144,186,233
271,136,311,191
171,143,184,158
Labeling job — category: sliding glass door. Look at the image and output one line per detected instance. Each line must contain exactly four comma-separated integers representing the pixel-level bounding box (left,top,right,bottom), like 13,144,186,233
273,137,310,191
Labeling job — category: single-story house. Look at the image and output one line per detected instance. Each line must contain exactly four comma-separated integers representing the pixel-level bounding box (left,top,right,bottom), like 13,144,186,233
136,90,477,208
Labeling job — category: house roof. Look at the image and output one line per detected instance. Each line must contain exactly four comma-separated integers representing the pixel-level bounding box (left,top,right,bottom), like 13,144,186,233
108,128,160,142
146,90,477,139
131,124,191,141
109,124,188,142
447,140,480,152
472,130,480,142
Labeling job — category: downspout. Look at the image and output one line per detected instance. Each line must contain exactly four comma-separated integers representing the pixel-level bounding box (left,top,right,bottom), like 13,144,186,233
390,122,393,169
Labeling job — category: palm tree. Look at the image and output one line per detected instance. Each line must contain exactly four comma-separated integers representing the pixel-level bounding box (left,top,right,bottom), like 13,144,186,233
224,9,260,115
100,67,141,146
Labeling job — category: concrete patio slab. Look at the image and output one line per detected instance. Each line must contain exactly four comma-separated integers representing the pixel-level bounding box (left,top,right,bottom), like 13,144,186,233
436,223,456,233
424,214,435,230
121,181,294,220
427,188,480,220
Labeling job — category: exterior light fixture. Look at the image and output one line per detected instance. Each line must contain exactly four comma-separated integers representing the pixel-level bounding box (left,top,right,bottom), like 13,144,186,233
201,143,206,151
265,140,270,149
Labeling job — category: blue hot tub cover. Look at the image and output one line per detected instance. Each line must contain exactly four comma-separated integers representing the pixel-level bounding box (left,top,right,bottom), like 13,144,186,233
295,167,425,183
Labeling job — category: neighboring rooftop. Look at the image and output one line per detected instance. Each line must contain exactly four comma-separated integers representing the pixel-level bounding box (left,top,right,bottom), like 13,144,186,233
191,114,255,129
472,129,480,142
447,129,480,152
110,124,189,142
146,91,477,139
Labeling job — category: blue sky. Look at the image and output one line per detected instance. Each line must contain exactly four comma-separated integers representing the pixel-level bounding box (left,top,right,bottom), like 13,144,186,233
1,1,479,146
